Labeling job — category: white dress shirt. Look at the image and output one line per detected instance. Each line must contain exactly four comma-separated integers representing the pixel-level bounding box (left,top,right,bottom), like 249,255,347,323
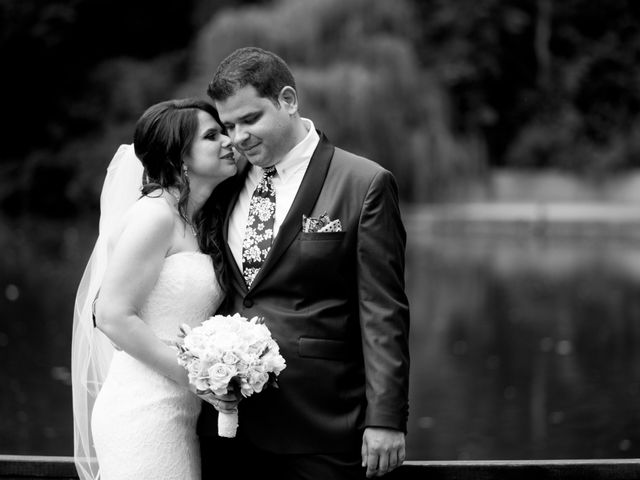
228,118,320,271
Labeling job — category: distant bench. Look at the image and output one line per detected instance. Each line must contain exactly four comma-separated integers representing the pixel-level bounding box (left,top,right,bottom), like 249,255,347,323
2,455,640,479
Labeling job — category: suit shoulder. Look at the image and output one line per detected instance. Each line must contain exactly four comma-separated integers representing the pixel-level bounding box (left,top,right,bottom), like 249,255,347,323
332,147,389,179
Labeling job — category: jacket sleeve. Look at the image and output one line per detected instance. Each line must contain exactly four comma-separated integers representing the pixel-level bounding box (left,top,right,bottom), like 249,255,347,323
357,168,410,433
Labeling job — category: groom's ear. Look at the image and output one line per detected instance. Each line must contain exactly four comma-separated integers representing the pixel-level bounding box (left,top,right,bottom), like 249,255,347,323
278,86,298,115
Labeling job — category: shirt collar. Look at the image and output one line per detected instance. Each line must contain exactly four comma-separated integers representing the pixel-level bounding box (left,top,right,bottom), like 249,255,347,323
274,118,319,183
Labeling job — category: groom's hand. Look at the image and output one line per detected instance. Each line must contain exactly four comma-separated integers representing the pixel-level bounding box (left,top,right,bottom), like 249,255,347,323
361,427,406,477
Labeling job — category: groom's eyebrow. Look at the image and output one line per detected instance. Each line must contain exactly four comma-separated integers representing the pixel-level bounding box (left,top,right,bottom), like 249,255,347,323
237,111,261,124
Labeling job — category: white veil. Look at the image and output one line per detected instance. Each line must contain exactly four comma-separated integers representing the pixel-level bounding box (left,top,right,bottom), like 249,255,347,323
71,144,144,480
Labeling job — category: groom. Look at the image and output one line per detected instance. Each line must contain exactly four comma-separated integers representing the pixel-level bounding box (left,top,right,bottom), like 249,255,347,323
199,47,410,479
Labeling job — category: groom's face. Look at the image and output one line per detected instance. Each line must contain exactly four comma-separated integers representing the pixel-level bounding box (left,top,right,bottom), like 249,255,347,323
215,85,296,168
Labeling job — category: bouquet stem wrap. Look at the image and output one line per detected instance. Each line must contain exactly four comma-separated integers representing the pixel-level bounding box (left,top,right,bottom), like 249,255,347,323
218,410,239,438
176,314,286,438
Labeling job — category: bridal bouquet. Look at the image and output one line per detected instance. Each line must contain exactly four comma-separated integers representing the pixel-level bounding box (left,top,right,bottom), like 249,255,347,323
176,313,286,437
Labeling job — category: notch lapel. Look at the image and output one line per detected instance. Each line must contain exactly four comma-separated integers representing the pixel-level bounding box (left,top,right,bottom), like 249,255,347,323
248,132,335,291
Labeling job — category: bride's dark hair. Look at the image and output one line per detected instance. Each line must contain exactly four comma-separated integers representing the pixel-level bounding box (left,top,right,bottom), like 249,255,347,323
194,176,236,305
133,98,221,223
133,98,231,296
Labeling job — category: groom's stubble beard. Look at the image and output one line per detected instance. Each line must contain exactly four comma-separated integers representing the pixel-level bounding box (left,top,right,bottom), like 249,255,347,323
240,128,296,169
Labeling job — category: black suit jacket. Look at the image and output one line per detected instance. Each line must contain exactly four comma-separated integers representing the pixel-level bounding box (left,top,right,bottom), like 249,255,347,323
198,132,410,454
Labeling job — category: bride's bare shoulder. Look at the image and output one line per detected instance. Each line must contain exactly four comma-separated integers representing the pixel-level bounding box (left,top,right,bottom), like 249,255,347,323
106,194,176,256
118,193,176,236
130,193,174,218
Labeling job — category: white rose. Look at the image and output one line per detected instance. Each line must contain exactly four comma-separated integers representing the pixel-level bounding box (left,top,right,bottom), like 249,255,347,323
207,362,237,391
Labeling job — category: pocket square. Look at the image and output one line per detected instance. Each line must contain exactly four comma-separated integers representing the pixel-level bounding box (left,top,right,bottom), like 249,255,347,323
318,219,342,232
302,212,343,233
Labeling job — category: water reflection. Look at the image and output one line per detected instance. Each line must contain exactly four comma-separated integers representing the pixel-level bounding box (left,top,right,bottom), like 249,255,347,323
0,217,90,455
405,228,640,460
1,213,640,460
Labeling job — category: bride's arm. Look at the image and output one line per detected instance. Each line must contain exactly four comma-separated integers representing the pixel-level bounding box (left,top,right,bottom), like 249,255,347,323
94,198,189,388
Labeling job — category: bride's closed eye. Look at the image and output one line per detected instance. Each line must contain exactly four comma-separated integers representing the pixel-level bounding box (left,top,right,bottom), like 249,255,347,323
204,129,220,140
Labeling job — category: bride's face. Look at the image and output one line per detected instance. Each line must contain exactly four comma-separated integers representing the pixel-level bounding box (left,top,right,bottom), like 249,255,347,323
184,111,237,181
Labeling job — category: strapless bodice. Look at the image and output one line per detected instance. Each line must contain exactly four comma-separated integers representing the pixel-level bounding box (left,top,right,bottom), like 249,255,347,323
139,251,222,342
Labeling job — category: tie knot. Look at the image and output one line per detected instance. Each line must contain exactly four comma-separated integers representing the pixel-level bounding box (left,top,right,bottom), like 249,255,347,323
263,166,277,177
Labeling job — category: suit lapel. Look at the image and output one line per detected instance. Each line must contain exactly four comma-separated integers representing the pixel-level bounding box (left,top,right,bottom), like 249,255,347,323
249,132,335,291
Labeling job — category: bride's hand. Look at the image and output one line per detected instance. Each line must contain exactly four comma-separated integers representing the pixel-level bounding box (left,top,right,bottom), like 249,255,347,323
196,390,241,414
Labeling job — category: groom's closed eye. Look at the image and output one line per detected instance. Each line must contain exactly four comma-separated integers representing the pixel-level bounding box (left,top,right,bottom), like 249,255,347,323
234,112,261,128
242,113,260,124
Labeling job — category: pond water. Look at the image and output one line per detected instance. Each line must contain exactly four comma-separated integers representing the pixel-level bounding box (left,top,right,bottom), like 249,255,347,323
1,211,639,460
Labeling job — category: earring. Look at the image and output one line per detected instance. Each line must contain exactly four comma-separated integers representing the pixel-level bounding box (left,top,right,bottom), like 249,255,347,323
182,164,189,179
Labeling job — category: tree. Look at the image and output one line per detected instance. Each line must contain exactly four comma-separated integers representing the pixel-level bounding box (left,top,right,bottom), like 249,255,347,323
411,0,640,173
0,0,196,215
185,0,487,200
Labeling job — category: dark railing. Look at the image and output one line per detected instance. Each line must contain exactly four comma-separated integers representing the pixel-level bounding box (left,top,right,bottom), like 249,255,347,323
2,455,640,479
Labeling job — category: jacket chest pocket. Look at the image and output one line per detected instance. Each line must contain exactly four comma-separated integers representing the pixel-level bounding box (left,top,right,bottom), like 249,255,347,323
299,231,346,260
295,231,349,282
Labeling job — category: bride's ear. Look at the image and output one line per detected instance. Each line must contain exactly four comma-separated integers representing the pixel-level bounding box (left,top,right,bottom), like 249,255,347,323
278,86,298,115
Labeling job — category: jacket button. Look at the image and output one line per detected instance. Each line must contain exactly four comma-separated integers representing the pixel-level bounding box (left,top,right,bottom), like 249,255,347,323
243,298,254,308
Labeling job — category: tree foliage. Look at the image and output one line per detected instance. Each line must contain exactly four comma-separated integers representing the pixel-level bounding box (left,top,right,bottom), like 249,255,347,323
2,0,640,216
412,0,640,172
185,0,485,201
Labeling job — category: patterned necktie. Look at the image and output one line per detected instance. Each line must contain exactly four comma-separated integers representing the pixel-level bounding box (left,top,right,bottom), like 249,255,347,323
242,166,277,288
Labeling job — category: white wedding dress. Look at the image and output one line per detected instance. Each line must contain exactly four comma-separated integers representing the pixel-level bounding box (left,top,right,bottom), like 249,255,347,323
90,251,223,480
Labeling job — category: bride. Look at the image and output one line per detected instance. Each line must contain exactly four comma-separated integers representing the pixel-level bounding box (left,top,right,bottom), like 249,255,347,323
71,98,240,480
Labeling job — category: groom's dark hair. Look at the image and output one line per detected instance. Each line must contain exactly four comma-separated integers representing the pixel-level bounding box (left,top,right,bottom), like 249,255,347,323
207,47,296,106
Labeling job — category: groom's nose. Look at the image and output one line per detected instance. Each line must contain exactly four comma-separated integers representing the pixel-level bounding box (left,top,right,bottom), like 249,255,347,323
232,124,250,146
